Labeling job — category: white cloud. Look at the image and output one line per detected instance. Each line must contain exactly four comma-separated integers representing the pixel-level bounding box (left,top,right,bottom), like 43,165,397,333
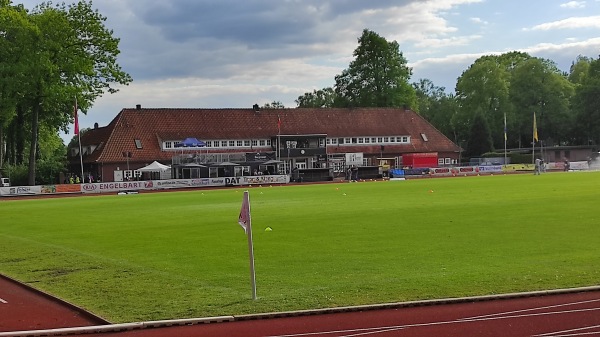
560,1,586,8
527,16,600,30
470,17,488,25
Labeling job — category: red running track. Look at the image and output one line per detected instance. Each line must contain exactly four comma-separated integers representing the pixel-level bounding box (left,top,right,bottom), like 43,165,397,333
66,290,599,337
0,275,108,333
2,282,599,337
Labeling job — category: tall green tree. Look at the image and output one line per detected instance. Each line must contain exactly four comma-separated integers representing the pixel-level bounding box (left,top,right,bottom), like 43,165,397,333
572,57,600,145
568,55,592,85
466,111,494,157
334,29,416,108
455,57,510,150
1,1,132,184
509,58,574,146
0,1,33,168
413,79,459,143
295,87,336,108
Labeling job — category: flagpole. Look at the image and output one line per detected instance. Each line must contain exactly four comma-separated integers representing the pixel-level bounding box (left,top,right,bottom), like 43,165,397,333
503,111,507,165
532,112,536,164
78,133,84,182
75,97,84,182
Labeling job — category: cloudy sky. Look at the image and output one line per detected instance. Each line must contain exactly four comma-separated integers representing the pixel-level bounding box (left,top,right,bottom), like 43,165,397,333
17,0,600,139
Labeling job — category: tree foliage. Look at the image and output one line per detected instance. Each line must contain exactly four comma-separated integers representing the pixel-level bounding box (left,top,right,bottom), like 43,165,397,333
572,56,600,145
295,87,336,108
334,29,416,108
466,112,494,157
0,0,132,184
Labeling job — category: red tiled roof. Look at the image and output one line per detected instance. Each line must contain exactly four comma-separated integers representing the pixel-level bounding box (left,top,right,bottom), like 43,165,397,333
74,107,460,163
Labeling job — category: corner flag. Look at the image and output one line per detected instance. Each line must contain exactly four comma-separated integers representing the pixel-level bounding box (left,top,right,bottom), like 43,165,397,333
237,190,257,300
238,190,251,234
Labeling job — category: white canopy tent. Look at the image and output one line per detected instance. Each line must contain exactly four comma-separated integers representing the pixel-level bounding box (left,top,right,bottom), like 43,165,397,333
137,161,171,172
137,161,171,180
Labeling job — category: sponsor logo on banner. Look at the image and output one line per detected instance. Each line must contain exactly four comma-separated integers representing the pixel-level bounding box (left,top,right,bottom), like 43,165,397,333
82,184,98,191
478,165,502,172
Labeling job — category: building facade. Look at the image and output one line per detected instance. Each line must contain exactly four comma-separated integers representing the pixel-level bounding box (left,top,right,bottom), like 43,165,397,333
69,106,461,182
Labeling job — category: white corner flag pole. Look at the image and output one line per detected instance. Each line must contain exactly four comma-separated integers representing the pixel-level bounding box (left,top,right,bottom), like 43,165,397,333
238,190,257,300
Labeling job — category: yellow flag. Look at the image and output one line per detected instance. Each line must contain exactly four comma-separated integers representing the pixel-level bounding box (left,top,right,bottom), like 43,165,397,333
533,112,538,142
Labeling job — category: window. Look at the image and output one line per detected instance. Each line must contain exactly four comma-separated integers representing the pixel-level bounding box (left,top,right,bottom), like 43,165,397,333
326,139,331,145
377,137,383,142
319,138,325,147
237,140,243,147
221,140,227,147
420,133,428,142
396,137,402,142
371,137,376,143
358,138,364,144
259,140,266,146
438,159,444,165
174,141,181,147
213,141,220,147
252,140,258,147
364,138,370,144
352,138,357,144
266,139,271,146
331,138,338,145
205,141,212,147
165,142,172,149
345,138,351,144
402,136,408,143
134,139,142,149
244,140,250,146
229,140,235,147
445,158,451,164
384,137,389,142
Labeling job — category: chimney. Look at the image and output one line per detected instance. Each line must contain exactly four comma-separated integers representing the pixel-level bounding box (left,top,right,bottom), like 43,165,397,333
136,104,142,110
252,104,260,112
94,122,99,129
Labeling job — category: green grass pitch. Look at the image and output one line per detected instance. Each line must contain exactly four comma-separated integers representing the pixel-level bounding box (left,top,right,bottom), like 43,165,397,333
1,172,599,322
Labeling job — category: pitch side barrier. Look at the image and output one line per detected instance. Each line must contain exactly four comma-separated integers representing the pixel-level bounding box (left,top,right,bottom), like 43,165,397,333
424,161,589,178
0,175,290,197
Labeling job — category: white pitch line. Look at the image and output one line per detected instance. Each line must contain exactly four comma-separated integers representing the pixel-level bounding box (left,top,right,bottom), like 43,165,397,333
459,298,600,321
533,332,600,337
266,307,600,337
533,324,600,337
0,298,7,304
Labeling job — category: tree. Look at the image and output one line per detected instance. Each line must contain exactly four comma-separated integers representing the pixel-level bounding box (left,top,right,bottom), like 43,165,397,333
0,1,33,168
413,79,458,142
1,1,132,185
568,55,592,85
334,29,416,108
295,87,336,108
572,56,600,145
509,58,574,146
466,112,494,157
261,101,285,109
455,57,510,150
